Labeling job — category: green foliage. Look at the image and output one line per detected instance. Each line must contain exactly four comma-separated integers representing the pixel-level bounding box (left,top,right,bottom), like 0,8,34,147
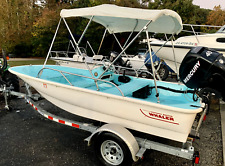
12,42,33,58
31,30,55,57
207,5,225,26
148,0,210,24
0,0,222,58
8,59,55,66
31,7,62,57
0,0,35,55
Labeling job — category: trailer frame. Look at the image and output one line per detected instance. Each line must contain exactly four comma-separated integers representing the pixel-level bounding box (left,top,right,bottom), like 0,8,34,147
0,82,204,165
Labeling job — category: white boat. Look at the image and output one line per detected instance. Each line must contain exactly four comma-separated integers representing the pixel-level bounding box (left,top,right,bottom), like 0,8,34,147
51,53,105,69
9,4,205,143
50,35,148,70
150,24,225,72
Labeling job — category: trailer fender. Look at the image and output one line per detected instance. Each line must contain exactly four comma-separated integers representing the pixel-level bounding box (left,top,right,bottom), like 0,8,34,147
85,123,139,162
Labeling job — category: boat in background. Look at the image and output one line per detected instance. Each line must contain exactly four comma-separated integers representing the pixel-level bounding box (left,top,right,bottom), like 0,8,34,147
50,45,172,80
50,53,105,69
150,24,225,72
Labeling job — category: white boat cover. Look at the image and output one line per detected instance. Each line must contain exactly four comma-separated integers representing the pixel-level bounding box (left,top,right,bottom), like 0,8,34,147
60,4,182,34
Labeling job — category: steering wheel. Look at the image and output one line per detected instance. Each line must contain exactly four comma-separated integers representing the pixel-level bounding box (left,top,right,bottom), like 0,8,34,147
102,59,116,72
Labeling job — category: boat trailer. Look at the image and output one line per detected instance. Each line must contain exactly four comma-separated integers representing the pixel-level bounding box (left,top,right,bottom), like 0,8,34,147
0,82,206,166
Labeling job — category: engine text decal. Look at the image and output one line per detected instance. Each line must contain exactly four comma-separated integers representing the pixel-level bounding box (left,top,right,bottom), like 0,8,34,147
140,109,179,125
183,60,200,84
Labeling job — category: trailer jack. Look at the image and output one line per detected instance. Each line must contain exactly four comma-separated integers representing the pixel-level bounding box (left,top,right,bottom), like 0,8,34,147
0,82,40,110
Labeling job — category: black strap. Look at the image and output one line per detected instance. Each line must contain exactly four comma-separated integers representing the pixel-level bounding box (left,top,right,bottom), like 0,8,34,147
150,86,195,94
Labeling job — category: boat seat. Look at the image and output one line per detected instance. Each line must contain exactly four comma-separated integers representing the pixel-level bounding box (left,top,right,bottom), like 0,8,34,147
102,79,150,96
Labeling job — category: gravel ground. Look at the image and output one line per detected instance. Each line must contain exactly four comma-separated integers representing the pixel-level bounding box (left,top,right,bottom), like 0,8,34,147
0,93,223,166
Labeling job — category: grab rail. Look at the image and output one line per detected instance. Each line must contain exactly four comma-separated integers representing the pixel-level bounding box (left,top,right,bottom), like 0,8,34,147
37,67,124,96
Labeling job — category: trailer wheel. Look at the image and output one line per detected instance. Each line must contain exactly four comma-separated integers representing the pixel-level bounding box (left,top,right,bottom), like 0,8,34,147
95,132,133,166
157,64,169,81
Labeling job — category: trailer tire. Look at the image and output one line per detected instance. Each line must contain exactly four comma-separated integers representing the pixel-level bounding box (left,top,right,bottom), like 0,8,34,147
157,64,169,81
95,132,133,166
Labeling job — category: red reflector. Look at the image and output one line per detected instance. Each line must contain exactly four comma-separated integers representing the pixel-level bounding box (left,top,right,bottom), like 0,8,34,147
48,116,53,120
194,151,200,164
195,156,200,164
59,120,65,124
203,115,206,121
72,123,79,128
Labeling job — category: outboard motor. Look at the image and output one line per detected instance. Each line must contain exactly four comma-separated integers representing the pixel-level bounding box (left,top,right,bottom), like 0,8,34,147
179,46,225,101
109,51,131,68
0,53,20,92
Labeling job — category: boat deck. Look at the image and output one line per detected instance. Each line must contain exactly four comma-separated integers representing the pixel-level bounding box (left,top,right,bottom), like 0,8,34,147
11,65,202,109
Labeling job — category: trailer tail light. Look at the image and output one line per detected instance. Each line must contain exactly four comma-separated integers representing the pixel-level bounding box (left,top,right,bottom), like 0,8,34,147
203,115,206,121
193,151,200,164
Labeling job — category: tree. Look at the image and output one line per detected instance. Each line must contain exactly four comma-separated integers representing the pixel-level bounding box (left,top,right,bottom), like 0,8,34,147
3,0,213,57
31,8,61,57
0,0,37,56
207,5,225,26
115,0,141,7
148,0,197,24
147,0,210,25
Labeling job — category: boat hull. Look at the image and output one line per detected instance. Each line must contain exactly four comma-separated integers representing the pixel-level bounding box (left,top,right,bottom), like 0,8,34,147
9,65,203,143
123,56,147,70
151,43,191,72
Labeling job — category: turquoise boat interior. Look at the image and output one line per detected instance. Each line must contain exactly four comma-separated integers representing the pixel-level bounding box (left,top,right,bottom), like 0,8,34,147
11,65,202,109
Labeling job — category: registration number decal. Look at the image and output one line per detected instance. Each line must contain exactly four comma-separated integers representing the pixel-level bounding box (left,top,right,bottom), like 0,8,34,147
43,83,47,88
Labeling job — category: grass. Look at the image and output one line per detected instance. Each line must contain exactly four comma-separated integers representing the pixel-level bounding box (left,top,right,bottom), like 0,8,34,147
8,59,55,67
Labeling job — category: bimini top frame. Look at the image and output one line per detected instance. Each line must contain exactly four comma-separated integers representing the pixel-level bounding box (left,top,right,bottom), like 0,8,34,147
43,4,183,102
60,4,182,34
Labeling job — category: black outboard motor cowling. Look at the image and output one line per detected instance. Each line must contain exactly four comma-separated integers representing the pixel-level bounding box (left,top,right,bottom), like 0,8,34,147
179,46,225,101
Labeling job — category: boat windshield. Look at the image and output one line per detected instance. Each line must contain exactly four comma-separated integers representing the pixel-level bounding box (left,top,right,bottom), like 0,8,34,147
217,25,225,33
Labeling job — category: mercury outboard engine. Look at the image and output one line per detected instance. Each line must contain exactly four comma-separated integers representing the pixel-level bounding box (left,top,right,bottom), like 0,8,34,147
179,46,225,101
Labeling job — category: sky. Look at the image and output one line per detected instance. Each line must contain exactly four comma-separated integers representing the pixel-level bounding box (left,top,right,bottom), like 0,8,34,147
193,0,225,10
